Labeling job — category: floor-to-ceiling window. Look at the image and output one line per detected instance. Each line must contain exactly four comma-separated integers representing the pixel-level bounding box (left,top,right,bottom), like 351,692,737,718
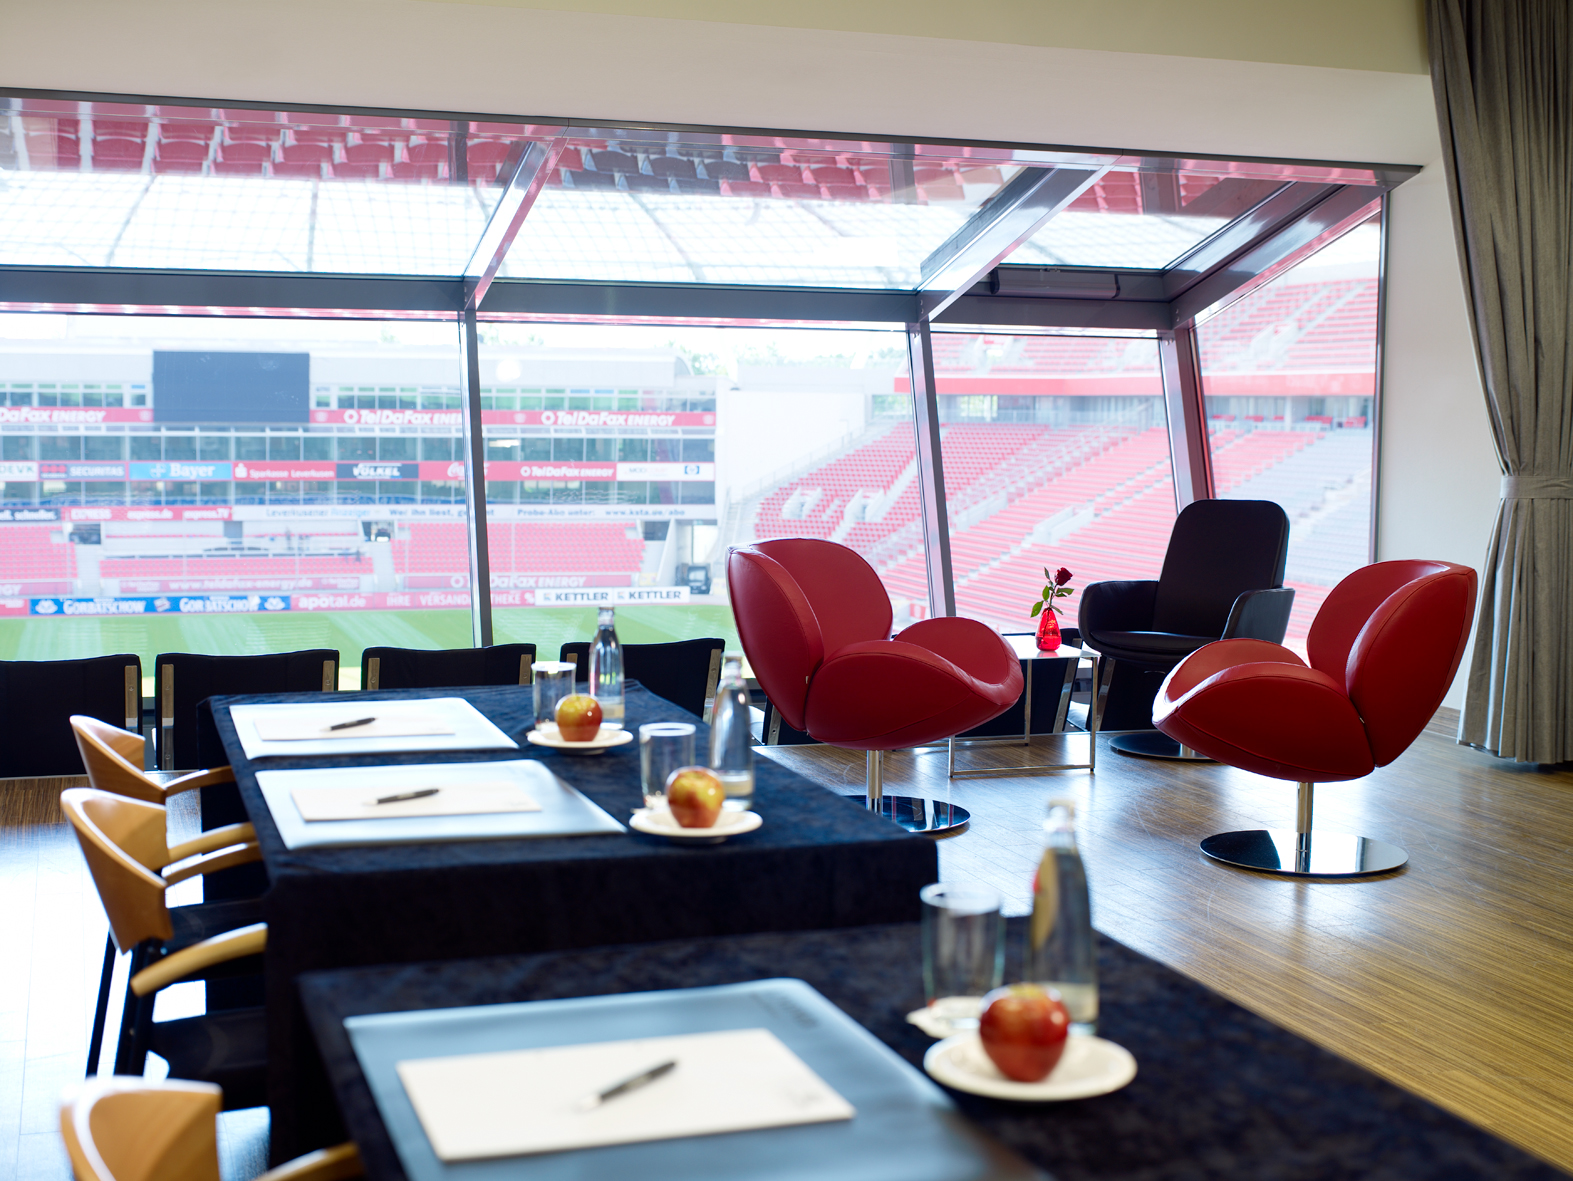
0,92,1405,664
1195,216,1381,646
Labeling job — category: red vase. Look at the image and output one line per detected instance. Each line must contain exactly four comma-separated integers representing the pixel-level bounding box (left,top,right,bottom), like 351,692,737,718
1036,609,1061,651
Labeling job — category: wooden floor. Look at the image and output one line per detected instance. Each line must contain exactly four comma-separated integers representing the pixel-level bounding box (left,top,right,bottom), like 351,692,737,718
0,780,267,1181
6,723,1573,1179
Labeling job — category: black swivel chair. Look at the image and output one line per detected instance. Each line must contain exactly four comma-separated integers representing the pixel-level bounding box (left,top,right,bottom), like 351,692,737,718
360,643,538,691
560,638,726,719
1078,498,1293,760
0,654,142,778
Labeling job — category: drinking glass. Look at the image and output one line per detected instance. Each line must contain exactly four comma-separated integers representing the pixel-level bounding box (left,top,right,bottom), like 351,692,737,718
532,661,577,731
639,722,695,810
920,883,1004,1033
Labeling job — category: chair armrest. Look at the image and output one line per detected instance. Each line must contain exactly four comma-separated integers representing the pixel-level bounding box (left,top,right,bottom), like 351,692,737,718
130,922,266,996
894,617,1022,690
162,842,262,886
1221,587,1296,643
165,823,256,864
257,1143,363,1181
1077,580,1158,636
1158,639,1304,706
161,765,235,795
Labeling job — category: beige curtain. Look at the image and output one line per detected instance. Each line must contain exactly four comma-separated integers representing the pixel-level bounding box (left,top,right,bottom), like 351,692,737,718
1429,0,1573,764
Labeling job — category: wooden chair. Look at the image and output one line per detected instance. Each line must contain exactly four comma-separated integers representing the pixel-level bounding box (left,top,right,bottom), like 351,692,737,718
71,714,260,1074
154,650,339,771
360,642,537,690
73,715,236,805
0,654,142,777
62,789,268,1105
560,637,726,719
60,1076,361,1181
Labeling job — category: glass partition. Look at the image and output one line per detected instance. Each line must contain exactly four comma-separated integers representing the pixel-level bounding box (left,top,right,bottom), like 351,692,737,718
1196,218,1380,648
1010,168,1290,269
0,312,466,689
499,134,1082,289
0,98,558,273
916,332,1174,633
0,87,1398,680
476,321,909,651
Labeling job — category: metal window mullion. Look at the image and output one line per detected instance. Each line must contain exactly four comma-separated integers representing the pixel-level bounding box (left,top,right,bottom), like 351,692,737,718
459,306,493,646
1158,325,1213,508
1368,192,1390,563
907,322,955,618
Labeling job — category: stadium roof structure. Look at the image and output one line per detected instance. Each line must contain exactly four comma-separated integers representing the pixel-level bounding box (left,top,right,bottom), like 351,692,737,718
0,88,1417,635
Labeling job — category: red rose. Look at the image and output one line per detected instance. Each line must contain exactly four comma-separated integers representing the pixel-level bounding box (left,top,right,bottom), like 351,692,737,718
1054,567,1073,587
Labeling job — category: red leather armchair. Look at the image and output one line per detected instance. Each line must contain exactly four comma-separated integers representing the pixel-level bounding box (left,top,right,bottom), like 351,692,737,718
1154,559,1477,877
728,539,1022,832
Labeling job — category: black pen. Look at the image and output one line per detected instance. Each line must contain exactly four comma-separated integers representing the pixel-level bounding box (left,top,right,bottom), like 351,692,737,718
575,1059,678,1111
329,717,376,731
374,788,440,805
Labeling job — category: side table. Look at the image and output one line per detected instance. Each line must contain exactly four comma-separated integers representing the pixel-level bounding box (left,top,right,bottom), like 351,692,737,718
947,635,1113,778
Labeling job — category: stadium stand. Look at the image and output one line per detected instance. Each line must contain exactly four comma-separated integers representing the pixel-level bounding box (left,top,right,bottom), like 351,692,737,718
390,522,645,579
0,525,77,591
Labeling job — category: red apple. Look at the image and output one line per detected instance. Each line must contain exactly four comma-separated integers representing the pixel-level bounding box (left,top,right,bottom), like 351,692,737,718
554,694,603,742
978,984,1070,1082
666,765,725,828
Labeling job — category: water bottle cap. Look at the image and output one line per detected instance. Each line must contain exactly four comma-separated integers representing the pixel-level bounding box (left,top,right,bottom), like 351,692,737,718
1045,796,1077,818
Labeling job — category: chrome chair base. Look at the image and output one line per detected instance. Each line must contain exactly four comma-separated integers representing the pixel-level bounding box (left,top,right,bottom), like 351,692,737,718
856,749,969,835
845,794,971,835
1200,829,1408,877
1110,731,1213,761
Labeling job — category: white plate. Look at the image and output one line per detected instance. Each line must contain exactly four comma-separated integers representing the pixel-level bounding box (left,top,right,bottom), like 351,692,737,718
923,1032,1136,1101
525,727,634,754
629,808,763,844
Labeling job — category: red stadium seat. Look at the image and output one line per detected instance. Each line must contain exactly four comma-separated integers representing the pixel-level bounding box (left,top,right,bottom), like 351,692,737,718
755,163,802,184
343,142,394,165
407,140,449,164
773,182,820,200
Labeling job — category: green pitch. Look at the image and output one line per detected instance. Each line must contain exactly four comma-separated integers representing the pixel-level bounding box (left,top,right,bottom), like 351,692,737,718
0,605,743,691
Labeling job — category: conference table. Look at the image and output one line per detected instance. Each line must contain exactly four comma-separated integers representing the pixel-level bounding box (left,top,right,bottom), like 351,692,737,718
297,919,1564,1181
208,682,938,1162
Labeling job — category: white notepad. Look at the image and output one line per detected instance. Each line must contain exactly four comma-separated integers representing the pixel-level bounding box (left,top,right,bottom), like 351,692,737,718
395,1028,855,1162
290,779,541,822
255,714,456,742
230,697,518,760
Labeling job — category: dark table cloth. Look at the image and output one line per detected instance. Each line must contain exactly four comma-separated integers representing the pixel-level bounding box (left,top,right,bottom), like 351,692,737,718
299,919,1566,1181
208,682,938,1162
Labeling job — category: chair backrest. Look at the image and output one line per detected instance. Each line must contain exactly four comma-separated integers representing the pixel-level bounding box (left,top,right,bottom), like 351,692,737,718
61,1077,222,1181
362,643,537,691
155,649,339,770
0,654,141,777
560,638,726,718
1307,559,1477,767
726,539,892,732
73,715,167,803
1151,500,1289,637
60,788,173,952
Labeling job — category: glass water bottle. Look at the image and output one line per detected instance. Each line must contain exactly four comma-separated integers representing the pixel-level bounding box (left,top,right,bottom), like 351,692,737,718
709,653,754,811
1028,797,1097,1034
587,607,624,729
